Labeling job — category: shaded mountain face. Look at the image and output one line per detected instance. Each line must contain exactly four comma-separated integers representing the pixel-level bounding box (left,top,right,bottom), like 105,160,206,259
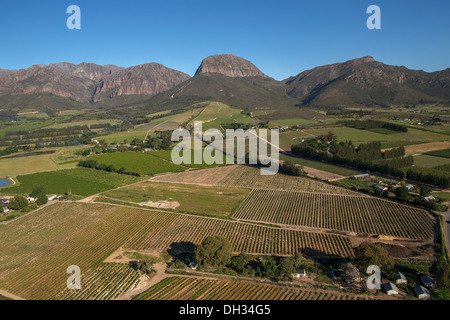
92,63,190,102
285,56,450,107
160,72,295,109
195,54,267,78
0,62,190,105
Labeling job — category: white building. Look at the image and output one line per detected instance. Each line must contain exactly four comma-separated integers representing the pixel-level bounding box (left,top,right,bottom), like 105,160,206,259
396,272,408,285
291,268,307,278
383,282,399,296
415,286,430,300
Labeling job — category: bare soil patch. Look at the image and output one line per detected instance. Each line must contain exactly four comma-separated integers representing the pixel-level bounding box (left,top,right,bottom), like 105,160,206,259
403,141,450,155
139,200,180,209
302,166,345,181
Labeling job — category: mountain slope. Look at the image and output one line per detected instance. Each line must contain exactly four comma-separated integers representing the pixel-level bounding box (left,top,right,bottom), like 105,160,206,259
285,56,450,107
92,63,190,102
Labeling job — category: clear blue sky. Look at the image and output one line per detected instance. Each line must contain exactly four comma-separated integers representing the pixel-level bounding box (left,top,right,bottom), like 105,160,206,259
0,0,449,80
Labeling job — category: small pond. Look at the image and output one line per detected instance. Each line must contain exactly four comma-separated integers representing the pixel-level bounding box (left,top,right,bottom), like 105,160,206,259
0,179,11,188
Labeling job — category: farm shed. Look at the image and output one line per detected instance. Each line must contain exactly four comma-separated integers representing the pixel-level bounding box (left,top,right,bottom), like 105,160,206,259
424,196,436,201
414,286,430,300
291,268,307,278
383,282,399,296
396,272,407,285
404,184,414,190
354,174,370,179
189,262,198,270
421,275,437,288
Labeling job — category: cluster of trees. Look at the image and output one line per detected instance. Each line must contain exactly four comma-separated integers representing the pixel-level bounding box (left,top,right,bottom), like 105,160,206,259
141,131,172,150
279,160,306,177
193,237,308,280
292,137,449,188
77,159,141,176
0,145,35,157
30,186,48,206
383,146,406,159
406,167,450,189
337,120,408,132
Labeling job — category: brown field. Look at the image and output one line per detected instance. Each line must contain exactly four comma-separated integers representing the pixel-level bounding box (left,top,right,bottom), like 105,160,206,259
0,202,353,299
152,165,360,195
403,141,450,155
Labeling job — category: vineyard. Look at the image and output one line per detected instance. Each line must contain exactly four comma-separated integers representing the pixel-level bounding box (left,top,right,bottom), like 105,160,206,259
233,189,435,240
0,202,353,299
134,276,373,300
152,165,360,195
53,263,141,300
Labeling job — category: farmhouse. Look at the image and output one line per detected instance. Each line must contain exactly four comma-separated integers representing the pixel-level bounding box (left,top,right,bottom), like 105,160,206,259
354,174,370,179
396,272,408,285
383,282,399,296
189,262,198,270
375,185,388,193
404,184,414,190
291,268,307,278
421,275,437,288
414,286,431,300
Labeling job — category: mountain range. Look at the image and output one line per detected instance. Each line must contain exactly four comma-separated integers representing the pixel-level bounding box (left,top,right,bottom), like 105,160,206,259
0,54,449,114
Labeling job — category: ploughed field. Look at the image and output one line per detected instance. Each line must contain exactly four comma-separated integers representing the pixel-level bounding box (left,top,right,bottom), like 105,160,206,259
233,189,435,240
0,202,353,300
151,165,360,195
134,276,373,300
152,165,436,241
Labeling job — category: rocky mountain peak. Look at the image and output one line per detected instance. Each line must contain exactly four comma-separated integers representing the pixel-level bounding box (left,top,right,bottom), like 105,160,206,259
195,54,266,78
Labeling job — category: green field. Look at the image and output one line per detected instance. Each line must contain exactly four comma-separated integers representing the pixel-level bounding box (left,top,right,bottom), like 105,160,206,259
101,181,251,218
413,155,450,168
303,126,449,144
47,119,122,129
424,148,450,158
280,153,362,177
270,118,317,127
88,151,186,175
2,167,144,196
134,108,203,132
0,146,87,178
189,102,254,131
97,131,147,144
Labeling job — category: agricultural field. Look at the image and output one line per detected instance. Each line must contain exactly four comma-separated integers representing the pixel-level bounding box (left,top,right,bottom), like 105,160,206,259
47,119,122,129
97,131,147,144
1,167,144,196
279,153,362,178
270,118,318,127
0,202,353,299
134,108,203,132
0,146,87,178
413,155,450,168
134,276,372,300
87,151,186,175
302,126,449,145
233,189,435,240
188,102,255,131
101,181,251,218
425,148,450,158
153,165,360,195
54,263,141,300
